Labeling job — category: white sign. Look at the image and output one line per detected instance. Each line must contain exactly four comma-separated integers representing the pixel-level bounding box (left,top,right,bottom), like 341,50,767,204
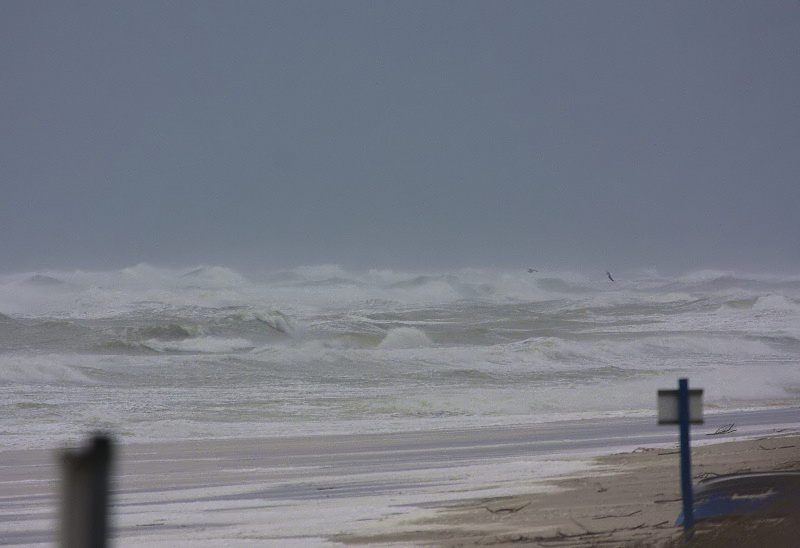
657,389,704,424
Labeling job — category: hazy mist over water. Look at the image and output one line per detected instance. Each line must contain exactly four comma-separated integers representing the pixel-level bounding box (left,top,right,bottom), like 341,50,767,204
2,1,799,274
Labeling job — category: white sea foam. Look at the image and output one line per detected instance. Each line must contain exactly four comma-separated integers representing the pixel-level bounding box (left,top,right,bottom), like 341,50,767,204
0,354,97,384
753,293,800,312
143,336,256,353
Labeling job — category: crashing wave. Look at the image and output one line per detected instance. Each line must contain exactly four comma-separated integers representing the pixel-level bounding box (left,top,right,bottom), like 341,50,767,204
378,327,433,349
24,274,64,286
179,265,248,288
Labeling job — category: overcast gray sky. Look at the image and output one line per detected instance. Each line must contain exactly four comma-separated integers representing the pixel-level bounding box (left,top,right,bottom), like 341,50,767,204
2,1,799,273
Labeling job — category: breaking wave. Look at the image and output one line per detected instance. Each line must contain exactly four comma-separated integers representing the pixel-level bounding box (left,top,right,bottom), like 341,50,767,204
378,327,433,349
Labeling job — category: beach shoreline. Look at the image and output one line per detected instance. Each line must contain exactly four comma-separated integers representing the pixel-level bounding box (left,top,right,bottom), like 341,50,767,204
1,411,798,546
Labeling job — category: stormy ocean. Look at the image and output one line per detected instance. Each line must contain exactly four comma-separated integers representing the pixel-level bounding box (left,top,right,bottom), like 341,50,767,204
1,264,798,452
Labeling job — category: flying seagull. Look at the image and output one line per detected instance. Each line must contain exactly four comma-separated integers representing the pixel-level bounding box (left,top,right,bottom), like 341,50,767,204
527,268,538,273
606,271,615,283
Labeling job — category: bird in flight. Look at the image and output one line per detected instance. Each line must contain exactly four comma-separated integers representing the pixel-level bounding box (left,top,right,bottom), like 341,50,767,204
528,268,538,273
606,271,615,283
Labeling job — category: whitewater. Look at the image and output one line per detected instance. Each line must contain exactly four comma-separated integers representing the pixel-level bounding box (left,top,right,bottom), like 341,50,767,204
1,264,798,451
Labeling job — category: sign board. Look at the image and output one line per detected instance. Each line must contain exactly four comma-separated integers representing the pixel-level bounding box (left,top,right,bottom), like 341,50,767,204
657,388,704,424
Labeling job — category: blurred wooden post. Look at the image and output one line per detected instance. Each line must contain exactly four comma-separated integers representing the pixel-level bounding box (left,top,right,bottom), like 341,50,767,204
60,433,113,548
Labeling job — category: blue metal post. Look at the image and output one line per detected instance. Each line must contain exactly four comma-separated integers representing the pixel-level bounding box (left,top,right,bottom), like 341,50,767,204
678,378,694,536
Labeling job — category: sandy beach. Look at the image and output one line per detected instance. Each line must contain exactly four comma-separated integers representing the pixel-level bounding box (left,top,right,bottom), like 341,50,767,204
338,432,800,547
1,410,798,546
